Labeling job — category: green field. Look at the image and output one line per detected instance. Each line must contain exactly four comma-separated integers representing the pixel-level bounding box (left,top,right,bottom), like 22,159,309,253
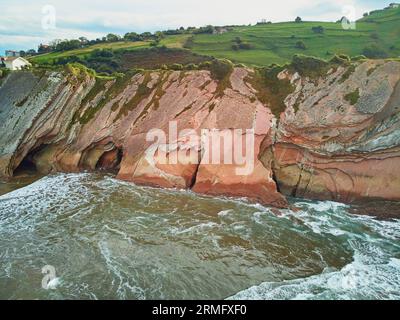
189,7,400,66
30,34,193,65
31,6,400,68
31,41,151,64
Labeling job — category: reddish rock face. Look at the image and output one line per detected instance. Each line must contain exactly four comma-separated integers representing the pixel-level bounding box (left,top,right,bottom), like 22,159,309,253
273,60,400,203
128,142,201,189
115,68,285,206
191,97,286,207
1,61,399,209
192,157,288,208
274,143,400,202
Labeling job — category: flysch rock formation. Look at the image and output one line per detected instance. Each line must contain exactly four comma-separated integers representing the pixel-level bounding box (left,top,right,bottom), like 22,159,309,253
0,60,399,208
274,60,400,203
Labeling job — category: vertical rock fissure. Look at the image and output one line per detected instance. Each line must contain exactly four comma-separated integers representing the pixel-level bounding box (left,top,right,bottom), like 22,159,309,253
291,166,304,198
271,165,282,194
188,155,202,190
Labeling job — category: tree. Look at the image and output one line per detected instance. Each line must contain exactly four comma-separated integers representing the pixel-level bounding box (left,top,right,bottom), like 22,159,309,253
311,26,324,34
90,49,114,58
256,19,272,25
150,39,160,47
38,44,52,54
155,31,165,40
193,25,214,34
140,32,153,40
231,36,253,50
79,37,89,44
106,33,120,42
295,16,302,23
19,50,26,57
239,42,253,50
49,39,62,50
54,39,81,52
124,32,141,41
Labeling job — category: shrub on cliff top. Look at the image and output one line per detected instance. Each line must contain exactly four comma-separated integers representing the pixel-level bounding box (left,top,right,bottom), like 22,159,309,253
185,63,198,70
207,59,234,81
247,64,295,118
199,61,212,69
362,45,388,59
292,54,356,81
197,59,234,98
170,63,184,71
235,63,246,68
330,54,351,65
351,55,367,61
65,63,97,79
290,54,329,78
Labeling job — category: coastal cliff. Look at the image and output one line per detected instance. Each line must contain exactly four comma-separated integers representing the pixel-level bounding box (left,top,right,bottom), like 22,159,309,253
1,59,399,207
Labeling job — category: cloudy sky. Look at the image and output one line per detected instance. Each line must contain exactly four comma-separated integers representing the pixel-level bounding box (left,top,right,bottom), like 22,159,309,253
0,0,391,54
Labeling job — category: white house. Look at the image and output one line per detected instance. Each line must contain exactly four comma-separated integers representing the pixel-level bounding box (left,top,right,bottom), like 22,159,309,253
3,57,31,70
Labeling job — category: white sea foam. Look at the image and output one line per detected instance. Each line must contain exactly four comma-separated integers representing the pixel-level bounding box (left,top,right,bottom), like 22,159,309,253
168,221,219,235
47,277,61,290
229,247,400,300
229,200,400,300
217,210,233,217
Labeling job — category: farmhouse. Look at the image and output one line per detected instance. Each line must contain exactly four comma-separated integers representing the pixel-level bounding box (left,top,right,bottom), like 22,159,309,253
213,27,229,35
2,57,31,70
388,3,400,9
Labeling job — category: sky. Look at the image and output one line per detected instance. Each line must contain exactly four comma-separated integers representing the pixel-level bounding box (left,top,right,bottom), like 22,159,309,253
0,0,393,55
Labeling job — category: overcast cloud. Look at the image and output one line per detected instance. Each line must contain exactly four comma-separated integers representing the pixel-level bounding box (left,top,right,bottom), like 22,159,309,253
0,0,392,54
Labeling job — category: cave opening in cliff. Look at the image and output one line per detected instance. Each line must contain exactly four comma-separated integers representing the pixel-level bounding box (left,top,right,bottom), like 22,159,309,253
13,145,49,176
95,148,123,173
14,155,36,176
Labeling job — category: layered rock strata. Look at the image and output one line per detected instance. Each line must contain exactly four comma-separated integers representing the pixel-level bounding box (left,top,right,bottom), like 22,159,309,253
0,60,399,207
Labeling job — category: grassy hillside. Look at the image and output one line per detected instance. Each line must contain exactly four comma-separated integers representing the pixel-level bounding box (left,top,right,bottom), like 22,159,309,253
30,6,400,70
31,41,150,64
31,35,193,64
189,7,400,66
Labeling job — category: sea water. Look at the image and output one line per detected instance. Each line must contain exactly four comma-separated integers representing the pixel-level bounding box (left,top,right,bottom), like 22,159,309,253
0,173,399,300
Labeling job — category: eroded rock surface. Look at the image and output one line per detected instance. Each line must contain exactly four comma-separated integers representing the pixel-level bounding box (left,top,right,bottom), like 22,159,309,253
0,60,399,207
274,60,400,202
